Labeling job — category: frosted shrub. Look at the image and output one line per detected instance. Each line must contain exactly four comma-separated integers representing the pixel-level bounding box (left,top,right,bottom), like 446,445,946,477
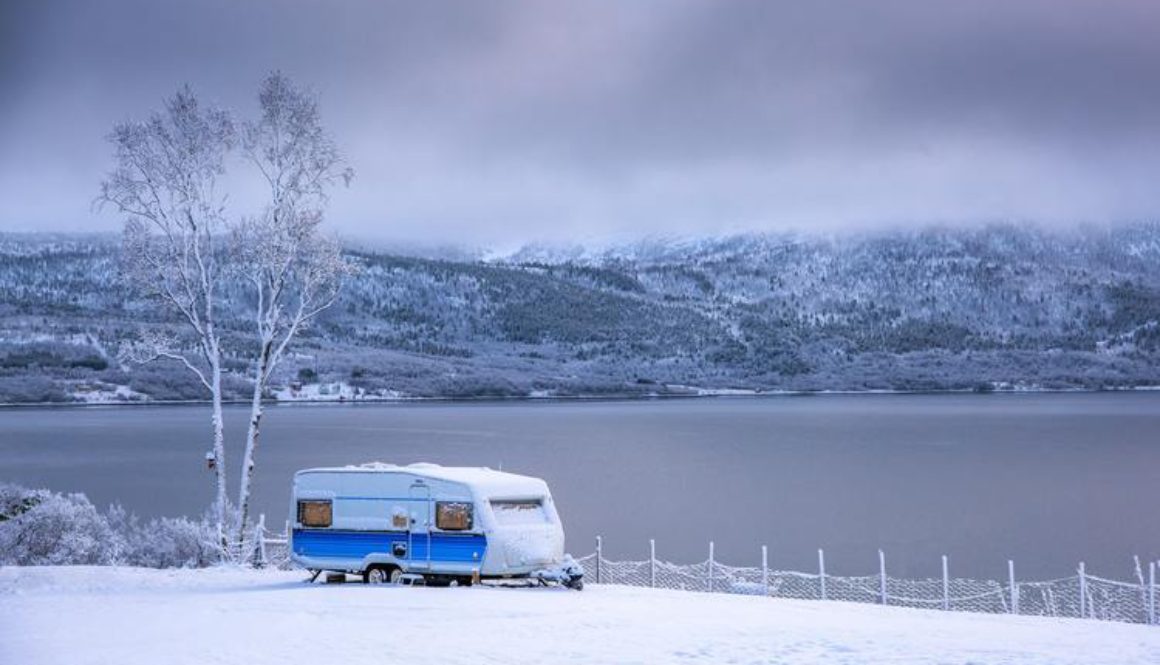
138,516,218,568
0,483,118,565
0,484,221,568
0,482,51,519
108,505,219,568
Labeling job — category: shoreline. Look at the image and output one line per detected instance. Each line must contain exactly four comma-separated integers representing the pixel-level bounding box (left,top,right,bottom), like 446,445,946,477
3,383,1159,409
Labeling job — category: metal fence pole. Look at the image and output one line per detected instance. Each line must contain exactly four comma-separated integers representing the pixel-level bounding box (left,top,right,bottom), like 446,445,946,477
761,545,769,597
1133,556,1147,624
1078,561,1086,619
879,550,887,605
596,536,602,584
252,513,267,567
260,513,268,560
942,555,949,611
1150,561,1156,626
708,541,715,593
649,539,656,588
818,549,827,601
1008,560,1018,614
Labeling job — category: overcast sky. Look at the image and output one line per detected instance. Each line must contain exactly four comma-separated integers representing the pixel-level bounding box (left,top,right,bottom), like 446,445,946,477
2,0,1159,246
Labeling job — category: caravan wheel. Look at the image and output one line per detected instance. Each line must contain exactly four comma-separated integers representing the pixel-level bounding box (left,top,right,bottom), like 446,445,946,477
364,565,397,585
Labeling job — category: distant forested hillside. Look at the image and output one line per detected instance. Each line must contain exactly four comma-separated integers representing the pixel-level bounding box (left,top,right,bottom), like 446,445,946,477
2,224,1159,403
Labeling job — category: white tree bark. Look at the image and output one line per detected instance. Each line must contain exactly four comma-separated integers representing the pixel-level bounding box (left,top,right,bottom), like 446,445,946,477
100,87,235,541
234,73,353,550
207,333,228,540
100,76,353,557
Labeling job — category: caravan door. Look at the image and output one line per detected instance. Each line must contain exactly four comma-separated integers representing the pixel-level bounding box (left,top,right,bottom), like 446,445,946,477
407,481,432,571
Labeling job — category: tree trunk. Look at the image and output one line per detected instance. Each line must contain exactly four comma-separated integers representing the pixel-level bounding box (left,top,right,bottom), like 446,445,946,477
235,341,272,552
210,351,229,552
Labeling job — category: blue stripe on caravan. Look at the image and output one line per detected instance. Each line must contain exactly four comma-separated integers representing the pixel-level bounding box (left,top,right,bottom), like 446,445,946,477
292,529,487,564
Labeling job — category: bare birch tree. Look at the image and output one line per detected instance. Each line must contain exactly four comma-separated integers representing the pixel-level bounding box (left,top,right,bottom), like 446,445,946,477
233,73,353,546
98,88,236,539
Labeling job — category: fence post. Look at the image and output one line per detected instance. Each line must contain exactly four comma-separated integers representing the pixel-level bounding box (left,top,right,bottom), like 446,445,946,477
942,555,949,611
595,536,602,584
252,514,267,567
761,545,769,597
879,550,887,605
1150,561,1156,626
818,549,827,601
1078,561,1086,619
708,541,715,593
1008,560,1018,614
649,539,656,588
1135,555,1148,624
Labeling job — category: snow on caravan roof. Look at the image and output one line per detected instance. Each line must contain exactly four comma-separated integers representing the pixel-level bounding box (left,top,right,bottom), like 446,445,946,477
297,462,550,498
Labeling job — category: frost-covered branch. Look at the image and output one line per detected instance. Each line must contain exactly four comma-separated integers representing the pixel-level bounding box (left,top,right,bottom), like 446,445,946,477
118,332,213,393
98,75,355,558
99,86,235,539
233,73,354,547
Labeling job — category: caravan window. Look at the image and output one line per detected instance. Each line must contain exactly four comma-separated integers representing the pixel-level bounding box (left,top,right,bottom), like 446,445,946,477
490,499,548,525
435,502,473,531
297,500,332,528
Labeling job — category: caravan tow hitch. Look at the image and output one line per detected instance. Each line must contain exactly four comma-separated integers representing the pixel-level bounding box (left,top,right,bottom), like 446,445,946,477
530,555,585,590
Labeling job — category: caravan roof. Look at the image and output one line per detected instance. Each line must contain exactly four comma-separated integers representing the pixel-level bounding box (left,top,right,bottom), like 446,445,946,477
296,462,550,499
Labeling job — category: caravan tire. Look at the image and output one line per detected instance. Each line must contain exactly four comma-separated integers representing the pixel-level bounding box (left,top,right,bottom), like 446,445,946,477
364,565,397,585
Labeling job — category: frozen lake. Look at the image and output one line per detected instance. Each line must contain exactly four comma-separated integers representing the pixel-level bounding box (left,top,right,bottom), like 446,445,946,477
2,393,1158,579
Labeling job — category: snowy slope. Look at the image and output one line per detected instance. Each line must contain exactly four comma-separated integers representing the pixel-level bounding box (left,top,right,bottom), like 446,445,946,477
5,224,1160,403
3,566,1158,664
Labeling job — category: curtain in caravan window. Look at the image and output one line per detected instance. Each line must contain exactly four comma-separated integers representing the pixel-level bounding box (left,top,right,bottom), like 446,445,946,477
435,502,473,530
298,500,332,527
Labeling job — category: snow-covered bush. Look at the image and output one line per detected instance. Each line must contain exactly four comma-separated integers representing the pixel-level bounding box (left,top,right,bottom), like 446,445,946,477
107,505,220,568
0,483,119,565
138,516,219,568
0,482,51,519
0,483,222,568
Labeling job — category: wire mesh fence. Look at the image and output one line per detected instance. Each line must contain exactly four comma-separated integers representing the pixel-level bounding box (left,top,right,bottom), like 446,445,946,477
257,525,1157,626
573,537,1160,626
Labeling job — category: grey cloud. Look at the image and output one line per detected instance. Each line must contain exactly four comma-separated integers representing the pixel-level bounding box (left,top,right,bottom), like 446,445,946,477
2,0,1159,245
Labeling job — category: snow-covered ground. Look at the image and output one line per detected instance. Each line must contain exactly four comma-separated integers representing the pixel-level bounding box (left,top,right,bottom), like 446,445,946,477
3,567,1159,664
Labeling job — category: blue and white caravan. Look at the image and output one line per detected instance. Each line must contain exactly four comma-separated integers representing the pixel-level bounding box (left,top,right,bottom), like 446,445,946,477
289,463,584,589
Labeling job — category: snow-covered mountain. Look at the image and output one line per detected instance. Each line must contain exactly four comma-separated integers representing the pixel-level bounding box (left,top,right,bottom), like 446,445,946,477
2,224,1159,403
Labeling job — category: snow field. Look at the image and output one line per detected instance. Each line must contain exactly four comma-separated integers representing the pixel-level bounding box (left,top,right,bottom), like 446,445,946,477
3,567,1160,664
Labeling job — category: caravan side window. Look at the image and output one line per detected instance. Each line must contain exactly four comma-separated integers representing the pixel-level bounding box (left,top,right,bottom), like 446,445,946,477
435,501,473,531
297,500,332,528
490,499,548,526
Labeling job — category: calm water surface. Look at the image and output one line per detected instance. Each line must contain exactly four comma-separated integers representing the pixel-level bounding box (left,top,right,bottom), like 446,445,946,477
2,393,1158,579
